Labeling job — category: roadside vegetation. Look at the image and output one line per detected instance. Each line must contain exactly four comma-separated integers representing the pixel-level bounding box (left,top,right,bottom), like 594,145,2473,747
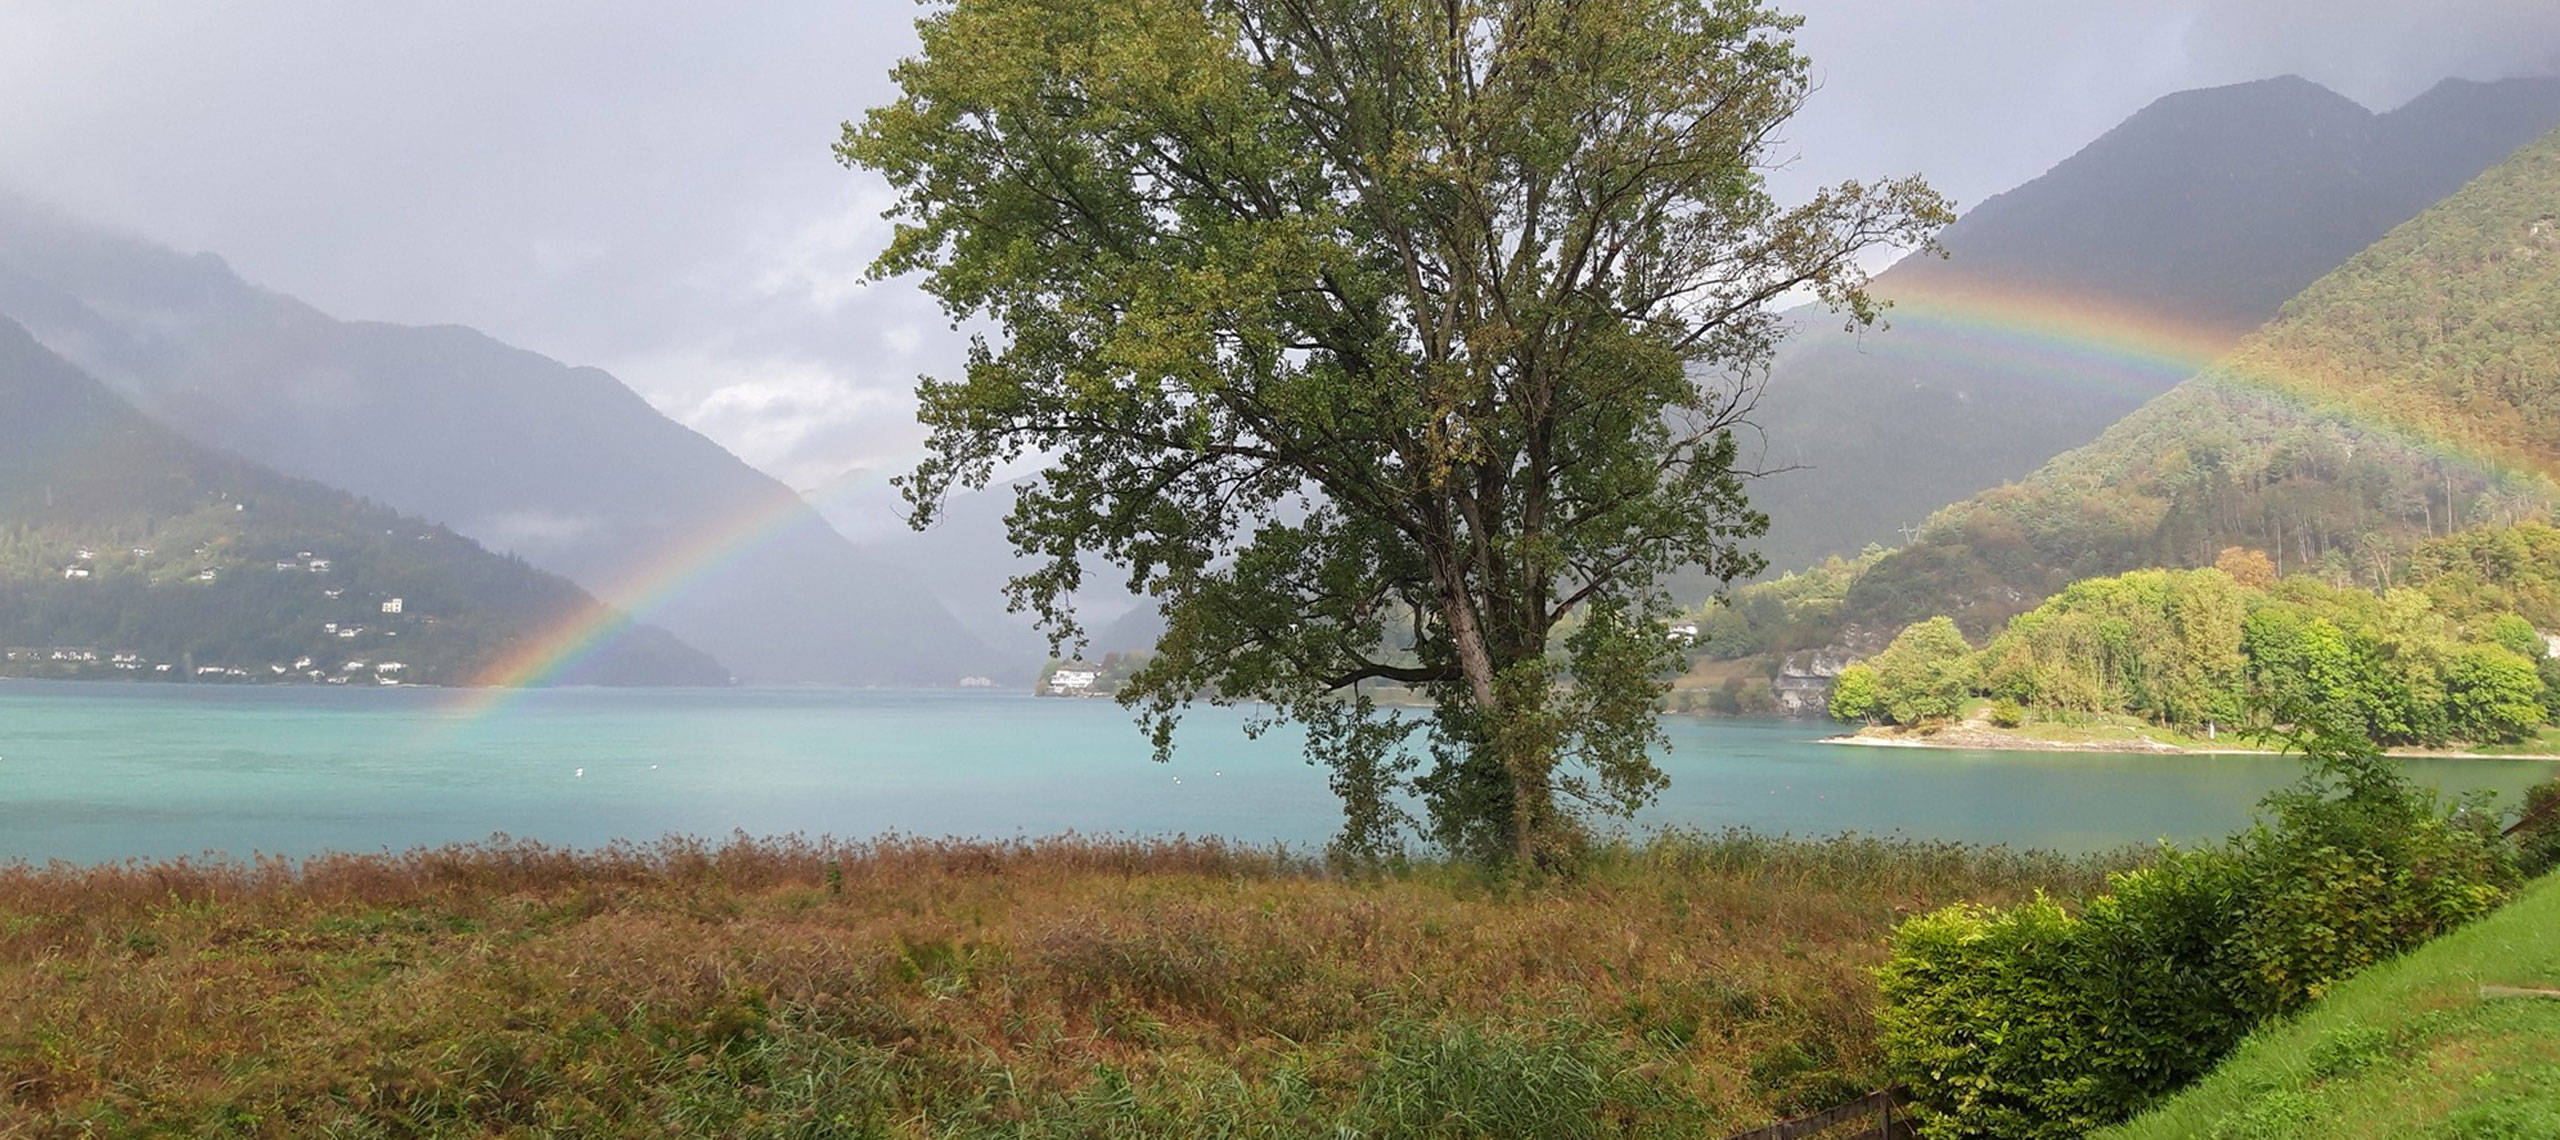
0,831,2122,1138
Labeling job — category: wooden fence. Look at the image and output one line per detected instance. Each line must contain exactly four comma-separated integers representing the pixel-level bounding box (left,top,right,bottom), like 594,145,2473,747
1717,1085,1915,1140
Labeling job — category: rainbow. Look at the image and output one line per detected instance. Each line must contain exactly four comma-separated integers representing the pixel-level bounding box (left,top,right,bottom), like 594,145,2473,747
1838,282,2557,486
440,280,2553,712
441,475,895,718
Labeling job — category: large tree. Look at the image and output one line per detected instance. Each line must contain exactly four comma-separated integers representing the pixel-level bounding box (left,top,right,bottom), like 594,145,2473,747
844,0,1948,862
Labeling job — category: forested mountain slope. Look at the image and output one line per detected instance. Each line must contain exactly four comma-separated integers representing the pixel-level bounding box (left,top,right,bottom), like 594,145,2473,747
0,197,1001,685
1839,123,2560,636
0,317,724,686
1742,75,2560,574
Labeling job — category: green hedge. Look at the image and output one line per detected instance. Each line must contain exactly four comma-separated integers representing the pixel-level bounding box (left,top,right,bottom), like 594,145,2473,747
1878,758,2518,1139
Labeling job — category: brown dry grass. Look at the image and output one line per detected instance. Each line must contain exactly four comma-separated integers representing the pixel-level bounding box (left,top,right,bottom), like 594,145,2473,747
0,831,2127,1138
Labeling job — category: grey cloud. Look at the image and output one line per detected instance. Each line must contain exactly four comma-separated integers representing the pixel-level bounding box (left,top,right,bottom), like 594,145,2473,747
1,0,2551,492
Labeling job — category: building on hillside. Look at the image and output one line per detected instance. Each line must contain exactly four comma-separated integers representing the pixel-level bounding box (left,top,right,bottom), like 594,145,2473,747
307,559,332,572
194,568,218,582
381,597,404,614
1043,664,1103,696
3,647,97,663
62,566,91,580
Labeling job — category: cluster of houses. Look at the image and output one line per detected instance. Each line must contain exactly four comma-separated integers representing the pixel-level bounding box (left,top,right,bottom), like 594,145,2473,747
1038,662,1107,697
5,647,174,675
1,645,413,685
55,547,344,585
16,544,422,685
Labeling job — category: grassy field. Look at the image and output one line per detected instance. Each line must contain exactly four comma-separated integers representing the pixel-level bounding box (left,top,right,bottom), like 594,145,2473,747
2100,871,2560,1139
0,832,2125,1138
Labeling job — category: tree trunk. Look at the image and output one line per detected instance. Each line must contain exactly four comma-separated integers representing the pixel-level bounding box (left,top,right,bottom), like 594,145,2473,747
1441,578,1555,864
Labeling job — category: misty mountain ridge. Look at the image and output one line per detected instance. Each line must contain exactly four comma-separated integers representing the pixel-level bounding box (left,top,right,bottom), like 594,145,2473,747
4,71,2549,683
833,73,2560,662
0,315,725,686
1739,73,2560,576
0,195,1012,686
1832,118,2560,637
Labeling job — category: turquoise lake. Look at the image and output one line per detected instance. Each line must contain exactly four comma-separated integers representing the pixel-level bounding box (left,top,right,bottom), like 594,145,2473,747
0,681,2547,864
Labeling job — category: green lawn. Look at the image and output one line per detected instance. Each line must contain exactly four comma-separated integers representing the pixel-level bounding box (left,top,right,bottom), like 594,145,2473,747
2099,872,2560,1139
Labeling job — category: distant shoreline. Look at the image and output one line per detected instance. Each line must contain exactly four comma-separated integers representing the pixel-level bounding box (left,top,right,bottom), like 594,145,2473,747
1822,724,2560,762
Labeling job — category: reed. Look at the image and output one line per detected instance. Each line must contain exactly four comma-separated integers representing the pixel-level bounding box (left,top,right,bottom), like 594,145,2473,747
0,830,2129,1138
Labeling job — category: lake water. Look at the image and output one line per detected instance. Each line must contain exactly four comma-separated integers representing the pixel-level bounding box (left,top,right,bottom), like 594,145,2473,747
0,681,2547,864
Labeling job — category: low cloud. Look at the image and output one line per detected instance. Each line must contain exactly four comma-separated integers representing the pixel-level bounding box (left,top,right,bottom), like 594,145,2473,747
663,354,917,488
2,1,2551,494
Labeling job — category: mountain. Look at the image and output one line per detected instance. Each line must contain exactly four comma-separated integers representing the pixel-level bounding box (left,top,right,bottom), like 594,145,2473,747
0,316,725,686
825,475,1158,666
1741,75,2560,575
1834,121,2560,636
0,198,998,686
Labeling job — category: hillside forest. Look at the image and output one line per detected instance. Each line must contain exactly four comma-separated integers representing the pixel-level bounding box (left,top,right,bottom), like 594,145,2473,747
1828,525,2560,749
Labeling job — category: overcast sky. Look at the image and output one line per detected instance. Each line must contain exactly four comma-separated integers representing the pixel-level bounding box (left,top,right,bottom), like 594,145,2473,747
3,1,2555,496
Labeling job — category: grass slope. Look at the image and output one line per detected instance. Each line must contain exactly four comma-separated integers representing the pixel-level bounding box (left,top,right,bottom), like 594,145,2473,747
0,833,2124,1138
2100,872,2560,1139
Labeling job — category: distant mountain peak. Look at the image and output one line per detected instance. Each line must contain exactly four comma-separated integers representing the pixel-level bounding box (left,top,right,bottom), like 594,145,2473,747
0,197,1009,686
1734,73,2560,581
0,315,728,687
1835,121,2560,636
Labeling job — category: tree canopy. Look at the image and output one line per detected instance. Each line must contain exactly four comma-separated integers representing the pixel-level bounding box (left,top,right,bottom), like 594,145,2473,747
1845,551,2557,747
845,0,1946,860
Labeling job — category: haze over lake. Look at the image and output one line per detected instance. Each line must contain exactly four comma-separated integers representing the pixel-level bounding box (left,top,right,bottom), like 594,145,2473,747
3,682,2543,864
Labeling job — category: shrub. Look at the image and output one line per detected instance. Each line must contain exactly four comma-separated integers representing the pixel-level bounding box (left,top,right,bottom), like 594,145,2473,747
2516,779,2560,877
1877,850,2249,1140
1987,699,2025,729
2222,773,2515,1017
1828,663,1881,723
1880,743,2516,1138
